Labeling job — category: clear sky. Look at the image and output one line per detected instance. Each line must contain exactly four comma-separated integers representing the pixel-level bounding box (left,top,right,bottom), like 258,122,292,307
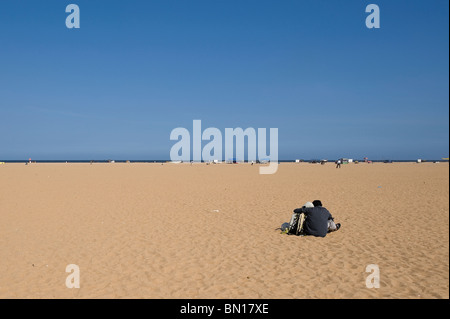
0,0,448,160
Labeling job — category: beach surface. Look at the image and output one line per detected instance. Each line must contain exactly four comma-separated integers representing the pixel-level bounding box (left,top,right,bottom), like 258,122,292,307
0,162,448,299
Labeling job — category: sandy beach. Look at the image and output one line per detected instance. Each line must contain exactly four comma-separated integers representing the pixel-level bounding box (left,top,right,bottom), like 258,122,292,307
0,162,448,299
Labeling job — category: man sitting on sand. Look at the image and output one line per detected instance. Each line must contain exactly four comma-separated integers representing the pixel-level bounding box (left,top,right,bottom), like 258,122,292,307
293,200,341,237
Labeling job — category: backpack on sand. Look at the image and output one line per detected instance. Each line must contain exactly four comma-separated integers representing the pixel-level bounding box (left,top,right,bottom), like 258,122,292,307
287,212,306,235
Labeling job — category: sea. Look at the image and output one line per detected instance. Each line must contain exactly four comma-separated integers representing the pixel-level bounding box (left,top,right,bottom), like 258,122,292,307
0,159,447,163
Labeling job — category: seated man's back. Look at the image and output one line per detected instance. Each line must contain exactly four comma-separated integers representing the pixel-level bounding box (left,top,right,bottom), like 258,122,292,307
302,206,332,237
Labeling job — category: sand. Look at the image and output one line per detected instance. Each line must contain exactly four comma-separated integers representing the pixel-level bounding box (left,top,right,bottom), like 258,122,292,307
0,162,448,299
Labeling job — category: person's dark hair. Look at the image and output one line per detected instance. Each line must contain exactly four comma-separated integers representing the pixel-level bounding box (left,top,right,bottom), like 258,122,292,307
313,200,322,207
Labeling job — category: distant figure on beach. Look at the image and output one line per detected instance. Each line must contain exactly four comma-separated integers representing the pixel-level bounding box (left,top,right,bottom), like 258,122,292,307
292,200,341,237
336,159,342,168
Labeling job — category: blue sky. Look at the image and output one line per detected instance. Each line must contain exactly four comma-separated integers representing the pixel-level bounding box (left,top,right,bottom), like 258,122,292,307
0,0,448,160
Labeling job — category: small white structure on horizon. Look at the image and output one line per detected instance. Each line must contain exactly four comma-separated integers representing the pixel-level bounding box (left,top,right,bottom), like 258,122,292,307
348,159,353,163
295,159,301,163
417,159,422,163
